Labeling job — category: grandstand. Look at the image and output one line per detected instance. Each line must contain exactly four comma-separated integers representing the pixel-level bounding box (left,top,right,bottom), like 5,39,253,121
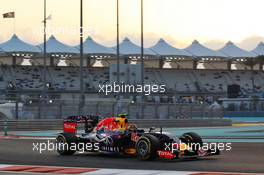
0,34,264,97
0,66,263,94
0,34,263,119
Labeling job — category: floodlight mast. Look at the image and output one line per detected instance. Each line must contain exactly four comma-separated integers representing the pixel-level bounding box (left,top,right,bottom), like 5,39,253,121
43,0,47,99
140,0,145,119
116,0,120,85
140,0,144,87
116,0,121,115
79,0,85,115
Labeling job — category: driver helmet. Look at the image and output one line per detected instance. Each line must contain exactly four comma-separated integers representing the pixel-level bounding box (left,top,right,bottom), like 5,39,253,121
118,113,128,118
114,114,128,131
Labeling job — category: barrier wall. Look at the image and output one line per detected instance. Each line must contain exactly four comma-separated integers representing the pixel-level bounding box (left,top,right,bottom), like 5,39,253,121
0,118,232,131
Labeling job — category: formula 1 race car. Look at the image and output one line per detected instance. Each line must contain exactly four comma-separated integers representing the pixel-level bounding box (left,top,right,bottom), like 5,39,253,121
56,114,220,160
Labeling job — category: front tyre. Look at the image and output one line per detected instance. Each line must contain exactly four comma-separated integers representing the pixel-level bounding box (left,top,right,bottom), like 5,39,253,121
136,134,159,161
180,132,203,153
56,133,77,155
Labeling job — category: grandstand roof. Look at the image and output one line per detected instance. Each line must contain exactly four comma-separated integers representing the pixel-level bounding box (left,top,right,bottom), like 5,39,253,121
184,40,226,58
77,36,115,55
114,37,156,56
219,41,257,58
38,35,79,54
150,38,192,57
252,42,264,56
0,34,40,53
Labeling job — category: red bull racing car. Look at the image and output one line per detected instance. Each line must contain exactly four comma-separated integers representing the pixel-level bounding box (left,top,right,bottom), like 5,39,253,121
56,114,220,160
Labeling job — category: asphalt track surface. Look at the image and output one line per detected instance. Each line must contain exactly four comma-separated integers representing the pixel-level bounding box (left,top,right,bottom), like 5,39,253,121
0,139,263,173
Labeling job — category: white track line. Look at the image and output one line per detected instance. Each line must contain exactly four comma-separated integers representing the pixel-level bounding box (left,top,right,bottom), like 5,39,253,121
82,169,196,175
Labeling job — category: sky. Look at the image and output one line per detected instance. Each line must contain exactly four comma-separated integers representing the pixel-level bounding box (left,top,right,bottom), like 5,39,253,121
0,0,264,50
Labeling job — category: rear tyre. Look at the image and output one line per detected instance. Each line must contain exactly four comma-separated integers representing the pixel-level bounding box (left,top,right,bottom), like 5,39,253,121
180,132,203,153
56,133,77,155
136,134,159,161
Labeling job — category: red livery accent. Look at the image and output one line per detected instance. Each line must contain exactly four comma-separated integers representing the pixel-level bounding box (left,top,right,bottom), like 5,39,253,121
96,117,128,132
157,150,176,159
96,118,117,131
131,132,139,142
63,122,77,134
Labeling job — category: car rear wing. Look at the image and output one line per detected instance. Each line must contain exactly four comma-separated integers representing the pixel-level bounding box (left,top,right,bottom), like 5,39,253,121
63,115,99,134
